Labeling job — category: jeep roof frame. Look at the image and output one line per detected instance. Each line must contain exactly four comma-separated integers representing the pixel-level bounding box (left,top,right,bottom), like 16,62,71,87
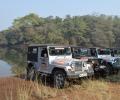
28,44,70,48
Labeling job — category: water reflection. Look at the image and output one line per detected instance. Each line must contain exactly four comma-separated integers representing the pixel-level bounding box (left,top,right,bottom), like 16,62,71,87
0,60,12,77
0,47,26,77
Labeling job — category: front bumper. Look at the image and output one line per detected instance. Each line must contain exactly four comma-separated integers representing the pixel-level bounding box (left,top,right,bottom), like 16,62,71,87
109,61,120,70
112,64,120,70
66,71,94,79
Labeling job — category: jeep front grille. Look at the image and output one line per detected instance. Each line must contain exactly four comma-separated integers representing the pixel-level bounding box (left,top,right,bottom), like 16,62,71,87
74,62,82,71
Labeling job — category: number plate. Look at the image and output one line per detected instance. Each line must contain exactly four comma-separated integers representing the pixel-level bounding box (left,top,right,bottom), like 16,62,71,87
79,73,87,77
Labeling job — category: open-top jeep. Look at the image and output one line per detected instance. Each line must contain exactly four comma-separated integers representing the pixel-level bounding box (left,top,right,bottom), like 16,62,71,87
26,44,94,88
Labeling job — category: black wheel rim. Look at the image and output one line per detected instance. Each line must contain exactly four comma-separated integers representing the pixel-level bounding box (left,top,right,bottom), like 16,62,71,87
55,73,64,88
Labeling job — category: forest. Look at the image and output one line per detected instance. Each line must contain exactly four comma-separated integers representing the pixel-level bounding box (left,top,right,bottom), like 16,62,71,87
0,13,120,48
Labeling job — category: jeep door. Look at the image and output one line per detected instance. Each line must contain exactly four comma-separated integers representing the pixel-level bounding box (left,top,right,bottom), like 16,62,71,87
27,47,38,62
39,47,49,73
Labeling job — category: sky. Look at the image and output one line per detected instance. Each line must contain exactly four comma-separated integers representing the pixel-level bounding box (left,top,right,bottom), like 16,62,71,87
0,0,120,31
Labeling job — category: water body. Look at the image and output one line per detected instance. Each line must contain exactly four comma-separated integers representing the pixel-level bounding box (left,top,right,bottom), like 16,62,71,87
0,47,26,77
0,60,12,77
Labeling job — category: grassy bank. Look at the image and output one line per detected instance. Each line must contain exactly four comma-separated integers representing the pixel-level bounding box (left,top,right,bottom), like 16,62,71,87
0,77,120,100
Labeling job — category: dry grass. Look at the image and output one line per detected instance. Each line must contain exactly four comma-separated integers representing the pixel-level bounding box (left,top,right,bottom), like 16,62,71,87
79,80,110,100
0,77,58,100
17,81,33,100
32,82,58,99
0,77,120,100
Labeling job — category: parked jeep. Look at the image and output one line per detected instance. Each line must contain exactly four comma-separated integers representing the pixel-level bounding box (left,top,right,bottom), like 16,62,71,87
109,48,120,70
89,48,120,74
26,44,94,88
110,48,120,57
71,46,110,77
87,58,110,77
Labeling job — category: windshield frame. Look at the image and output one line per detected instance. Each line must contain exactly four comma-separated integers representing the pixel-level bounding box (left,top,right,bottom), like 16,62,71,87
97,49,111,55
72,48,91,57
48,46,72,56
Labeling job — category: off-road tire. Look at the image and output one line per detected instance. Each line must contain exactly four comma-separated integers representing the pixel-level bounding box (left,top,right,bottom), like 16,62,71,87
104,64,113,76
53,70,66,89
114,69,119,75
26,67,36,81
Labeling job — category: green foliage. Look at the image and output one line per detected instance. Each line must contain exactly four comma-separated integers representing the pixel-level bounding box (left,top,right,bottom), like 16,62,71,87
13,13,44,28
0,13,120,47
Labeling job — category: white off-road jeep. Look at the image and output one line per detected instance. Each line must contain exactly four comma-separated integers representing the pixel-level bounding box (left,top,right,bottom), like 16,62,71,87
90,48,120,74
26,44,94,88
71,46,110,77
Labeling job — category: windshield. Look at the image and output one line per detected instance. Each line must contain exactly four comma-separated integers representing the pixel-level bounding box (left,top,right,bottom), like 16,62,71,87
72,48,91,57
98,49,111,55
113,49,120,55
49,47,71,56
